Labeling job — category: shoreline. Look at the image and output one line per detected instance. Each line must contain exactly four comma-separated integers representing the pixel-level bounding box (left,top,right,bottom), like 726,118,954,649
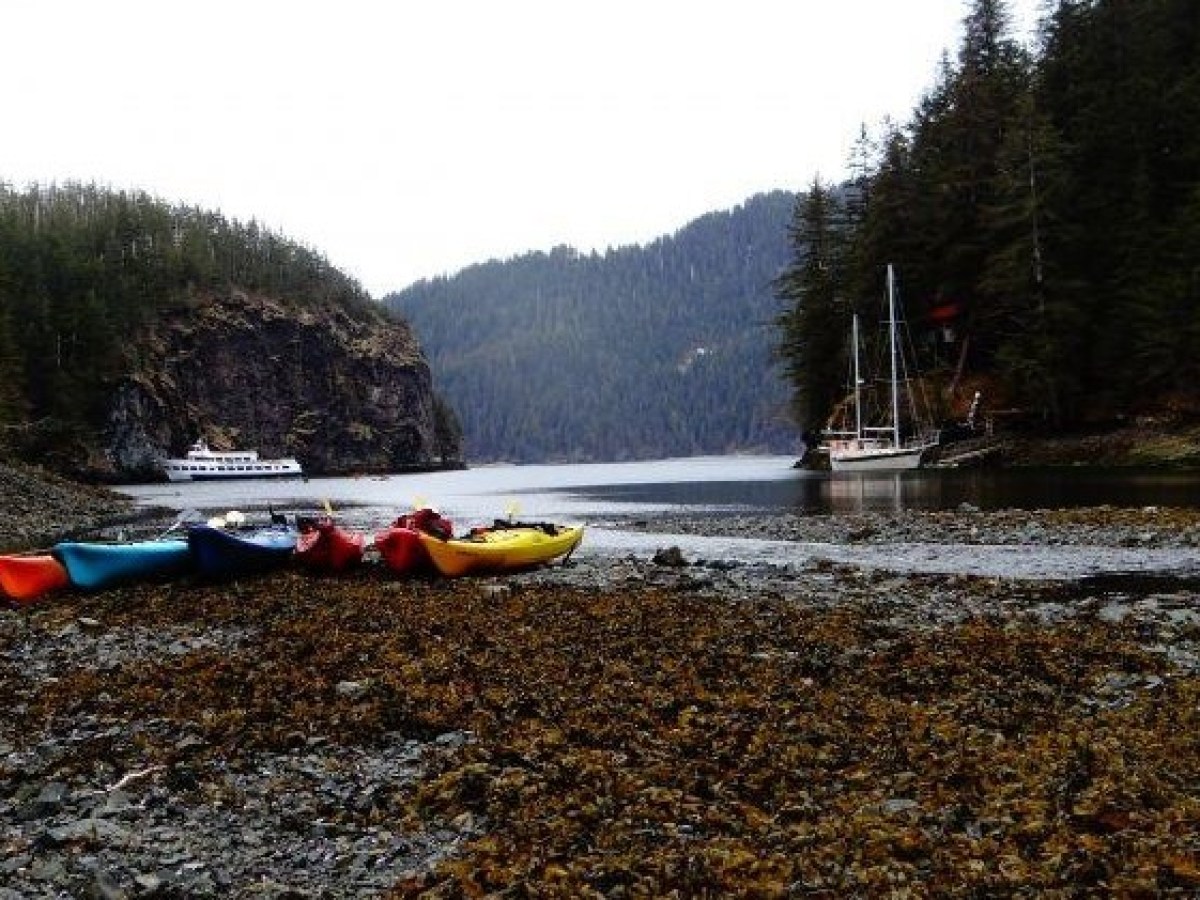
4,465,1200,895
606,504,1200,547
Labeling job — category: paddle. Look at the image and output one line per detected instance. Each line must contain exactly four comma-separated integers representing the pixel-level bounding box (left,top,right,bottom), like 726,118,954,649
157,508,202,539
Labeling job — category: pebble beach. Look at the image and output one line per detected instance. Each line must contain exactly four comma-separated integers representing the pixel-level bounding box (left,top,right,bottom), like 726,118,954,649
4,466,1200,896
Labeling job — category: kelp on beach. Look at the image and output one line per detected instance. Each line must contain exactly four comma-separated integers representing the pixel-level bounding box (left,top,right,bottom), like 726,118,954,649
4,564,1200,897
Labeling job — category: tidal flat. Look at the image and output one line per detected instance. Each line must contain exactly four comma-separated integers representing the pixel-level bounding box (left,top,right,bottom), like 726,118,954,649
3,506,1200,897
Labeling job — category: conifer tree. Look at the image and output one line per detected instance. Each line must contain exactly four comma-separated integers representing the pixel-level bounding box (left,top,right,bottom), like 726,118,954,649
432,394,464,464
1034,0,1200,419
848,125,922,306
981,91,1081,424
0,305,25,430
914,0,1030,370
773,179,850,434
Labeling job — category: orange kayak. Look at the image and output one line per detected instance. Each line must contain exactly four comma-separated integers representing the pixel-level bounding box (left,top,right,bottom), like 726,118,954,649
0,553,71,605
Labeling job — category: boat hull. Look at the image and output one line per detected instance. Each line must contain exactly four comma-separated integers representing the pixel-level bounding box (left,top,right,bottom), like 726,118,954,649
374,509,453,575
0,553,71,604
829,444,929,472
419,525,584,578
185,468,302,482
53,540,192,591
167,466,302,482
295,521,366,572
188,525,298,578
374,525,430,574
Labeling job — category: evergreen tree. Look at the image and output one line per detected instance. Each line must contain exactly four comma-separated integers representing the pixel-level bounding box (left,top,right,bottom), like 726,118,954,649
914,0,1030,370
1035,0,1200,420
0,304,25,431
432,393,464,464
773,179,850,433
848,125,924,306
979,91,1082,424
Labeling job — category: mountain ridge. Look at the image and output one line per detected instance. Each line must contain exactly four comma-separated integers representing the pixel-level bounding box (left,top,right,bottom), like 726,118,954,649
383,191,798,463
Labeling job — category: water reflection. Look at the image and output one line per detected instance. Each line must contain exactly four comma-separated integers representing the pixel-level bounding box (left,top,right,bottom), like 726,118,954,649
826,474,907,513
118,455,1200,522
565,466,1200,515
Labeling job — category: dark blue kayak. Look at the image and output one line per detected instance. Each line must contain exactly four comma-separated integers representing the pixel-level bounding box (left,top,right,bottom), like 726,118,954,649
53,539,192,591
187,525,298,578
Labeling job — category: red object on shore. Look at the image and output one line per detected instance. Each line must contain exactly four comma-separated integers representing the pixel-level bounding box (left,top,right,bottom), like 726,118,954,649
374,508,453,575
0,553,71,605
928,301,961,324
295,518,367,572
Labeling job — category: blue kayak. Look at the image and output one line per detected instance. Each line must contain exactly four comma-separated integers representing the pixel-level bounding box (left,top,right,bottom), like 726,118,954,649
53,539,192,591
187,525,298,579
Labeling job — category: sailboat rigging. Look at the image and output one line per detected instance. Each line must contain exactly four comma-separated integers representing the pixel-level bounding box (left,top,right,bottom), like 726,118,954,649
825,265,939,471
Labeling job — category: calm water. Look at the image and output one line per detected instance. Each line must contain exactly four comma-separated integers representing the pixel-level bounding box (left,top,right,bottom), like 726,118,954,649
110,456,1200,580
118,455,1200,524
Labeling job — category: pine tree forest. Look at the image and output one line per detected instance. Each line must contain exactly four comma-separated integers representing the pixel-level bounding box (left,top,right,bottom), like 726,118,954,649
774,0,1200,437
0,182,378,458
385,193,797,462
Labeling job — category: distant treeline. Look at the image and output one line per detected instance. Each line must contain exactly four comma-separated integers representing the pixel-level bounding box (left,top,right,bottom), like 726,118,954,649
385,192,796,462
0,182,376,460
776,0,1200,435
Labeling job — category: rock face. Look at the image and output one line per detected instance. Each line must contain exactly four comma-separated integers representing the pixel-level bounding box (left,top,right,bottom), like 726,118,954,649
103,291,457,478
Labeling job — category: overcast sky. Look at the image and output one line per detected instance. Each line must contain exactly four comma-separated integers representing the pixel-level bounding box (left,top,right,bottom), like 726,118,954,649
1,0,1040,296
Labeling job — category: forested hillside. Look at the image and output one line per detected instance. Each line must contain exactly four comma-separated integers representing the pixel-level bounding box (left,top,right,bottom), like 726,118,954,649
775,0,1200,437
385,192,796,462
0,183,458,475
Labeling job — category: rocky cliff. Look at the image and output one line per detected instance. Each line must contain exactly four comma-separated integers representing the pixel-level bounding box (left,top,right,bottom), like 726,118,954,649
102,290,459,479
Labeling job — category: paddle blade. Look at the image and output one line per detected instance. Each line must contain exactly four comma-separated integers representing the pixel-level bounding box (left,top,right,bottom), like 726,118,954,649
157,507,202,538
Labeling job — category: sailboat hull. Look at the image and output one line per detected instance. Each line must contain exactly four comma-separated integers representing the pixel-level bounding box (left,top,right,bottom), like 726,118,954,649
829,443,930,472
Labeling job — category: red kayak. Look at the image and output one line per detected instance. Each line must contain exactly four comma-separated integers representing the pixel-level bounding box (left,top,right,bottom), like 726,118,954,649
0,553,71,605
295,517,367,573
374,508,453,574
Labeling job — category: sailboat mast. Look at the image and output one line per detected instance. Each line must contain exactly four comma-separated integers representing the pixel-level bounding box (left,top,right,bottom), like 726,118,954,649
887,264,901,448
852,313,863,441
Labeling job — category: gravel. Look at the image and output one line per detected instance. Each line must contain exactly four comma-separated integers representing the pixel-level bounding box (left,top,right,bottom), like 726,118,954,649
5,470,1200,896
0,462,136,553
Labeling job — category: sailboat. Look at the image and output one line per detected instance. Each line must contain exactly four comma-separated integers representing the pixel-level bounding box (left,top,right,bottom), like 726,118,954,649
826,265,939,472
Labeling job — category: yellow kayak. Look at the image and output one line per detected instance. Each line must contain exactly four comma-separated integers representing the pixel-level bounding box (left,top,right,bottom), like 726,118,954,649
418,523,584,577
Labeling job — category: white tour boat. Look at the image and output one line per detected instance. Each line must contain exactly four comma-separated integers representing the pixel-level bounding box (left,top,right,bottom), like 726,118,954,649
161,438,303,482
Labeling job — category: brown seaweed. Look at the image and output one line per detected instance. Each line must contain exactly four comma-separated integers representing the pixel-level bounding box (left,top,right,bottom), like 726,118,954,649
4,566,1199,896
